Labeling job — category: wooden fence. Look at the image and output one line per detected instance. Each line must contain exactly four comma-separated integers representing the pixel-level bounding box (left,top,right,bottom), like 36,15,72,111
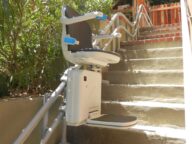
150,3,181,25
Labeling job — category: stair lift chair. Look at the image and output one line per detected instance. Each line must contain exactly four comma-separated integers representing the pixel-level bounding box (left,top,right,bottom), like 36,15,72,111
61,6,137,127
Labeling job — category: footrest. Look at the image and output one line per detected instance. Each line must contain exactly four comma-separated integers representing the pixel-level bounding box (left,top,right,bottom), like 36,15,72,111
87,114,137,127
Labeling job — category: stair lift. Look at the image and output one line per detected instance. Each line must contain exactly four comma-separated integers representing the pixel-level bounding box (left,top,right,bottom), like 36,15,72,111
61,6,137,127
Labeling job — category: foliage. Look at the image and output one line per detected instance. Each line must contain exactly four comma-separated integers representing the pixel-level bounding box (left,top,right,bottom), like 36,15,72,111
0,0,66,95
62,0,114,15
0,0,114,96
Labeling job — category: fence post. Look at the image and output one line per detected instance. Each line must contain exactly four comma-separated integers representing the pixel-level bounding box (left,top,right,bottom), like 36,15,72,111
41,93,50,139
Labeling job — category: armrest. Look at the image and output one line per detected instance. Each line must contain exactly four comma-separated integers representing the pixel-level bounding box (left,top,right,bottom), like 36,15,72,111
61,11,104,25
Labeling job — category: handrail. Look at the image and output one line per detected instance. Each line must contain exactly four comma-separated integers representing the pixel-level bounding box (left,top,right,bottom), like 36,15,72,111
14,70,68,144
100,4,152,34
93,4,153,51
180,0,192,144
102,13,151,50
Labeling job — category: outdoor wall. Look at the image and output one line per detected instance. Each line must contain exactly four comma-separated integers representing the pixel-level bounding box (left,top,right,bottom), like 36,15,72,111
187,0,192,45
0,96,63,144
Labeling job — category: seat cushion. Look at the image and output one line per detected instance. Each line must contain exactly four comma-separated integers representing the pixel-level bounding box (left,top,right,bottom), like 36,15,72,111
66,49,121,67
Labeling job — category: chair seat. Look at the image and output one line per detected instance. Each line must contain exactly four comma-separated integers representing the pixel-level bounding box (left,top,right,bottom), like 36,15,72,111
66,48,120,66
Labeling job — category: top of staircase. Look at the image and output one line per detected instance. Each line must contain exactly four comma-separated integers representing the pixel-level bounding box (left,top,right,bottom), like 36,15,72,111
121,23,182,48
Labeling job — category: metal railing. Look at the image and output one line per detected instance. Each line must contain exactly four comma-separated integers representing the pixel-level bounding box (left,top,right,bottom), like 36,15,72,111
181,0,192,144
93,4,153,52
14,71,68,144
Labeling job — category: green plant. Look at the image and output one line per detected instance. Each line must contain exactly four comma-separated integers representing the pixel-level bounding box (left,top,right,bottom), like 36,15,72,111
0,0,66,94
62,0,114,15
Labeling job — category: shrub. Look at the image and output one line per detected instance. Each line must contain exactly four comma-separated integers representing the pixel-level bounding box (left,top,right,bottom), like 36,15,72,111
0,0,114,96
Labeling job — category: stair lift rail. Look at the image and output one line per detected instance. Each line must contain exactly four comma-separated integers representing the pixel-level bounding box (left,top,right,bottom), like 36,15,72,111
180,0,192,144
93,4,153,52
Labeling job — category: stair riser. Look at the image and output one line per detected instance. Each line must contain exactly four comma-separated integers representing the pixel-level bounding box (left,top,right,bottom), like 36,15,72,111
102,85,184,100
139,29,181,36
102,94,184,103
102,103,184,127
109,59,183,71
103,72,183,85
68,125,185,144
67,126,151,144
123,48,182,59
139,25,181,33
121,41,182,49
138,33,181,40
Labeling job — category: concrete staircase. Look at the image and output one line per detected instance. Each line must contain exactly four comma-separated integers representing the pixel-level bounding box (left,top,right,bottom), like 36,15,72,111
68,24,185,144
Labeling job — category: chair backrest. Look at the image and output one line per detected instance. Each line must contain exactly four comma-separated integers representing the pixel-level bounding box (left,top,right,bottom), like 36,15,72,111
64,6,93,52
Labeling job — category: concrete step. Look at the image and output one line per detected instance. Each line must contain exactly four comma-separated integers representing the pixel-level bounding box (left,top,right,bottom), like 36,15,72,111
139,24,181,35
102,101,184,127
132,124,185,144
102,84,183,101
121,36,182,50
67,125,151,144
103,70,183,85
121,47,182,59
139,29,181,37
140,23,181,29
138,32,181,40
67,124,185,144
121,36,182,48
102,93,184,103
109,57,183,71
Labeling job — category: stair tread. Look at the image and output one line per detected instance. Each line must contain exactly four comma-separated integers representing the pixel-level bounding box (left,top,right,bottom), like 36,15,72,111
132,124,185,139
102,95,184,103
139,31,181,35
129,57,182,61
102,100,184,109
104,70,183,85
106,70,183,74
85,123,185,140
138,32,181,40
119,47,183,59
107,84,183,87
121,36,182,46
139,29,181,35
139,24,181,33
121,41,182,49
125,46,182,51
140,23,181,30
102,84,184,101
